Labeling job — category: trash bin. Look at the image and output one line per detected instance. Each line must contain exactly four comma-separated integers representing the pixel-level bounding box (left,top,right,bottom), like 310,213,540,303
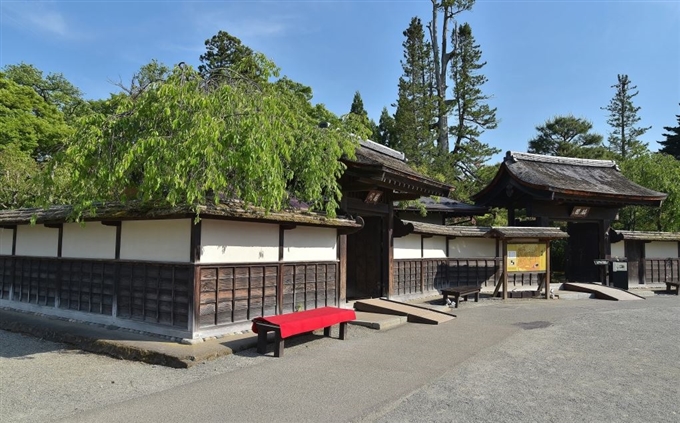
608,259,628,290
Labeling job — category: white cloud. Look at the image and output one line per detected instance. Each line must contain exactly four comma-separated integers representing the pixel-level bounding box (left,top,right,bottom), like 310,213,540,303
2,1,71,38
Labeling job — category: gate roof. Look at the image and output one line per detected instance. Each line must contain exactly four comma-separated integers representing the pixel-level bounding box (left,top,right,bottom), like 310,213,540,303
472,152,667,208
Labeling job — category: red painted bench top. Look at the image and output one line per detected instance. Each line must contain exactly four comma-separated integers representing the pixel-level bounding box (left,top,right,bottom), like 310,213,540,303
252,307,356,339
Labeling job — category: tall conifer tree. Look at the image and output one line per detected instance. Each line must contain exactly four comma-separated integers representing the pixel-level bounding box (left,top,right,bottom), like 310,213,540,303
658,105,680,160
602,74,650,159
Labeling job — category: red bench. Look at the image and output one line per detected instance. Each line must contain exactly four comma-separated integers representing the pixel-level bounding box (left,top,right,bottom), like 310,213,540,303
252,307,356,357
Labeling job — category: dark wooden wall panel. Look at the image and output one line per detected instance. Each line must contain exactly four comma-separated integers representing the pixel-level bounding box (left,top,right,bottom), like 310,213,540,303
11,258,59,306
281,263,337,314
198,264,279,328
644,258,680,283
59,260,115,315
0,257,14,300
117,262,192,328
394,258,500,295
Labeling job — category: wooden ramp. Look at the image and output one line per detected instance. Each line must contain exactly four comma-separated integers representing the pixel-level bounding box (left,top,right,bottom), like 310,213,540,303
353,298,455,324
562,283,645,301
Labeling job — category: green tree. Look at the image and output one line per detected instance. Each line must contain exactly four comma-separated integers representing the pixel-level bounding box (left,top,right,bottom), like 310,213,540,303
602,74,650,159
527,115,608,159
347,91,376,139
198,30,265,83
427,0,475,154
374,107,396,148
618,153,680,231
0,146,40,209
0,72,72,157
393,16,438,168
3,62,89,123
658,105,680,160
349,91,368,118
43,62,357,219
447,22,499,185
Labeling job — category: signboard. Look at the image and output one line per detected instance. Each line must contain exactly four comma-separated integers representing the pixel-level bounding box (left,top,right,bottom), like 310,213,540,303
506,243,547,272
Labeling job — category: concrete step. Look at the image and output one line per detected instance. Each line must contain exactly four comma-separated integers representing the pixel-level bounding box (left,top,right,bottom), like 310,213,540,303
349,311,408,330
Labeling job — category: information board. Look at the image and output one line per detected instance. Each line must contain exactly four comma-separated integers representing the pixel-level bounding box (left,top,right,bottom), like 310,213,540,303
506,243,546,272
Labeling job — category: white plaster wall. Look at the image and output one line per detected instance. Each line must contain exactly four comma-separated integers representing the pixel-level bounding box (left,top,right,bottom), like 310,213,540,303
200,219,278,263
423,236,447,258
610,241,625,258
15,225,59,257
394,234,422,259
448,237,496,258
0,228,13,255
62,222,117,259
283,226,337,262
120,219,190,262
646,241,679,258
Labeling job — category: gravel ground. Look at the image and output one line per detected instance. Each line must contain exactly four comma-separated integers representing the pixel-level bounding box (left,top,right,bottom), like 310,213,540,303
2,296,679,423
359,299,680,423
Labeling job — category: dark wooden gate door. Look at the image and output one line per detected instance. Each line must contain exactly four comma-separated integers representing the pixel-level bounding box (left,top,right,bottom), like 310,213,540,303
346,216,383,299
566,222,600,282
624,241,644,285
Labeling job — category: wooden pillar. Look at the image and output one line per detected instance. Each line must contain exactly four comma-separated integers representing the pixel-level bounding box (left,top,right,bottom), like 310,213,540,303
102,221,122,318
599,219,610,285
383,201,394,298
502,240,508,300
338,234,347,305
545,240,551,299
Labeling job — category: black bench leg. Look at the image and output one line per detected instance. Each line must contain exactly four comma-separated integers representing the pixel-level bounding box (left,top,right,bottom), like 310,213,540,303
274,330,284,358
442,293,449,305
257,328,268,354
324,326,331,337
474,292,480,302
339,322,347,340
454,294,460,308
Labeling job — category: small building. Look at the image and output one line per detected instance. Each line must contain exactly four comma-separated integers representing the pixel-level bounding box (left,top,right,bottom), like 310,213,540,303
473,152,667,283
610,230,680,286
392,221,568,299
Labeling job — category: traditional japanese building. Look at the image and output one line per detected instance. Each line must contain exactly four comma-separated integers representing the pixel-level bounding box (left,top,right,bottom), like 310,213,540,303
473,152,667,283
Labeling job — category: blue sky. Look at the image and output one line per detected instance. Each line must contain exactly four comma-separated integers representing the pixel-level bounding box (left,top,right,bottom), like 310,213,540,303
1,0,678,164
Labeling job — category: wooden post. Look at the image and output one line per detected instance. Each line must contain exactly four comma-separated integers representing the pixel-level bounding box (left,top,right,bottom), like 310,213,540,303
502,240,508,300
338,234,347,305
545,240,551,299
383,201,394,298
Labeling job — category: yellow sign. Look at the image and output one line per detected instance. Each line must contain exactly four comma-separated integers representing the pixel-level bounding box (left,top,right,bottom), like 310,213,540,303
506,243,546,272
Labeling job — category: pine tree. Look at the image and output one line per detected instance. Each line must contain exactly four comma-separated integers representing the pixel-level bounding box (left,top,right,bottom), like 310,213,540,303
349,91,368,118
374,107,396,148
602,74,650,159
447,22,499,182
528,115,608,159
392,17,438,169
198,30,265,83
659,105,680,160
427,0,475,154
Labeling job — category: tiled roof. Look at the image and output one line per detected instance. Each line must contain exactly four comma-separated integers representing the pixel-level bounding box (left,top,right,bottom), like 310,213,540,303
473,151,667,207
0,201,362,228
403,221,568,239
613,230,680,242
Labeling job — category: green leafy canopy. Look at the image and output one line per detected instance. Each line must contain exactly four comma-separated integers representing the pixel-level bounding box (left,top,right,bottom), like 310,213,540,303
43,62,358,219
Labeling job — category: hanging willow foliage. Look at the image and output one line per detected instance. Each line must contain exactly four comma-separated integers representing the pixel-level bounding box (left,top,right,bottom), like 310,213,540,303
41,62,361,220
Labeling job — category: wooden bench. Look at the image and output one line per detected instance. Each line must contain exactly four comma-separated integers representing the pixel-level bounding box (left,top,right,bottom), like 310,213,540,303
251,307,356,357
441,285,481,308
666,281,679,295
